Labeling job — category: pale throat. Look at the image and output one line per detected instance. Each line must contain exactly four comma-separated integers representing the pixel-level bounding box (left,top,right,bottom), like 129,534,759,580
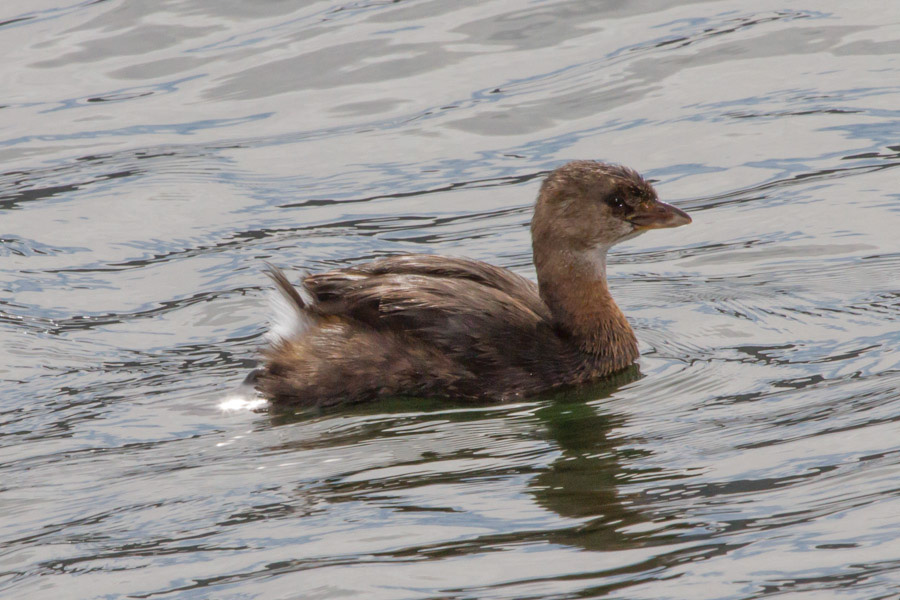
585,244,609,281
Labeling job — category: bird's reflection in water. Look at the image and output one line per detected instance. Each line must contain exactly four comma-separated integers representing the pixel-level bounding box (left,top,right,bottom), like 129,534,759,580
257,366,653,559
528,366,651,552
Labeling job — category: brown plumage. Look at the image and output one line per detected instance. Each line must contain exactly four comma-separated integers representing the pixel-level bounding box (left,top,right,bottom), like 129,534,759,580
257,160,691,407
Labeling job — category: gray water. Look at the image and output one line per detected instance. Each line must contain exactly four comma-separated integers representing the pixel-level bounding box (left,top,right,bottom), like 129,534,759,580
2,1,900,598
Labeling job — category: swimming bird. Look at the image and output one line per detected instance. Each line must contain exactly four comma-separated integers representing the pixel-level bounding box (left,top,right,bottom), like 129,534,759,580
257,160,691,406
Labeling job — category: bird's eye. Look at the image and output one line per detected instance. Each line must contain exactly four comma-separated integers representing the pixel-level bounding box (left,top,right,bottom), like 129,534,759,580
607,196,626,209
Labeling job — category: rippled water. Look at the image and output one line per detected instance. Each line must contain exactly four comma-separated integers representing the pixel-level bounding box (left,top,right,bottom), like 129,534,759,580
2,1,900,598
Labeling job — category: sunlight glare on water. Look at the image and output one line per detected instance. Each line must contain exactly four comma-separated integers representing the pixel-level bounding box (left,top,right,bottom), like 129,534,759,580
1,1,900,599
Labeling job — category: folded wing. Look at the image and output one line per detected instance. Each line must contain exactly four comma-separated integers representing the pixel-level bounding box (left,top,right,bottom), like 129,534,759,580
303,255,560,369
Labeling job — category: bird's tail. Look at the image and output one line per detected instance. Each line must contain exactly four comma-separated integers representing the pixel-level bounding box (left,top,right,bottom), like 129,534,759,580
263,262,315,343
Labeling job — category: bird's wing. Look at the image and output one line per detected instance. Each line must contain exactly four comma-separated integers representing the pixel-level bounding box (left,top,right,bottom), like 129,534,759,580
304,255,555,356
350,255,545,314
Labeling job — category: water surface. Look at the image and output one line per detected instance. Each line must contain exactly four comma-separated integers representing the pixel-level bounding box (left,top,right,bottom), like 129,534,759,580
2,1,900,598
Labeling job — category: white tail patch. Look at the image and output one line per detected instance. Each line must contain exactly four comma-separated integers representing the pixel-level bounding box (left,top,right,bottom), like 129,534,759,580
264,267,316,344
265,282,314,343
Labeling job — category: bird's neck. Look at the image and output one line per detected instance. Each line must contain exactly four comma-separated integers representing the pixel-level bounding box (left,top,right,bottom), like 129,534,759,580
535,247,638,368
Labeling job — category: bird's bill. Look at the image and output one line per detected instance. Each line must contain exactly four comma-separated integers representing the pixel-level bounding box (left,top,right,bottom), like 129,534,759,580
629,200,692,230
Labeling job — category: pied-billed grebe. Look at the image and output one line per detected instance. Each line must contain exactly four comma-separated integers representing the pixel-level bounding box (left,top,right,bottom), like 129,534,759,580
257,160,691,406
